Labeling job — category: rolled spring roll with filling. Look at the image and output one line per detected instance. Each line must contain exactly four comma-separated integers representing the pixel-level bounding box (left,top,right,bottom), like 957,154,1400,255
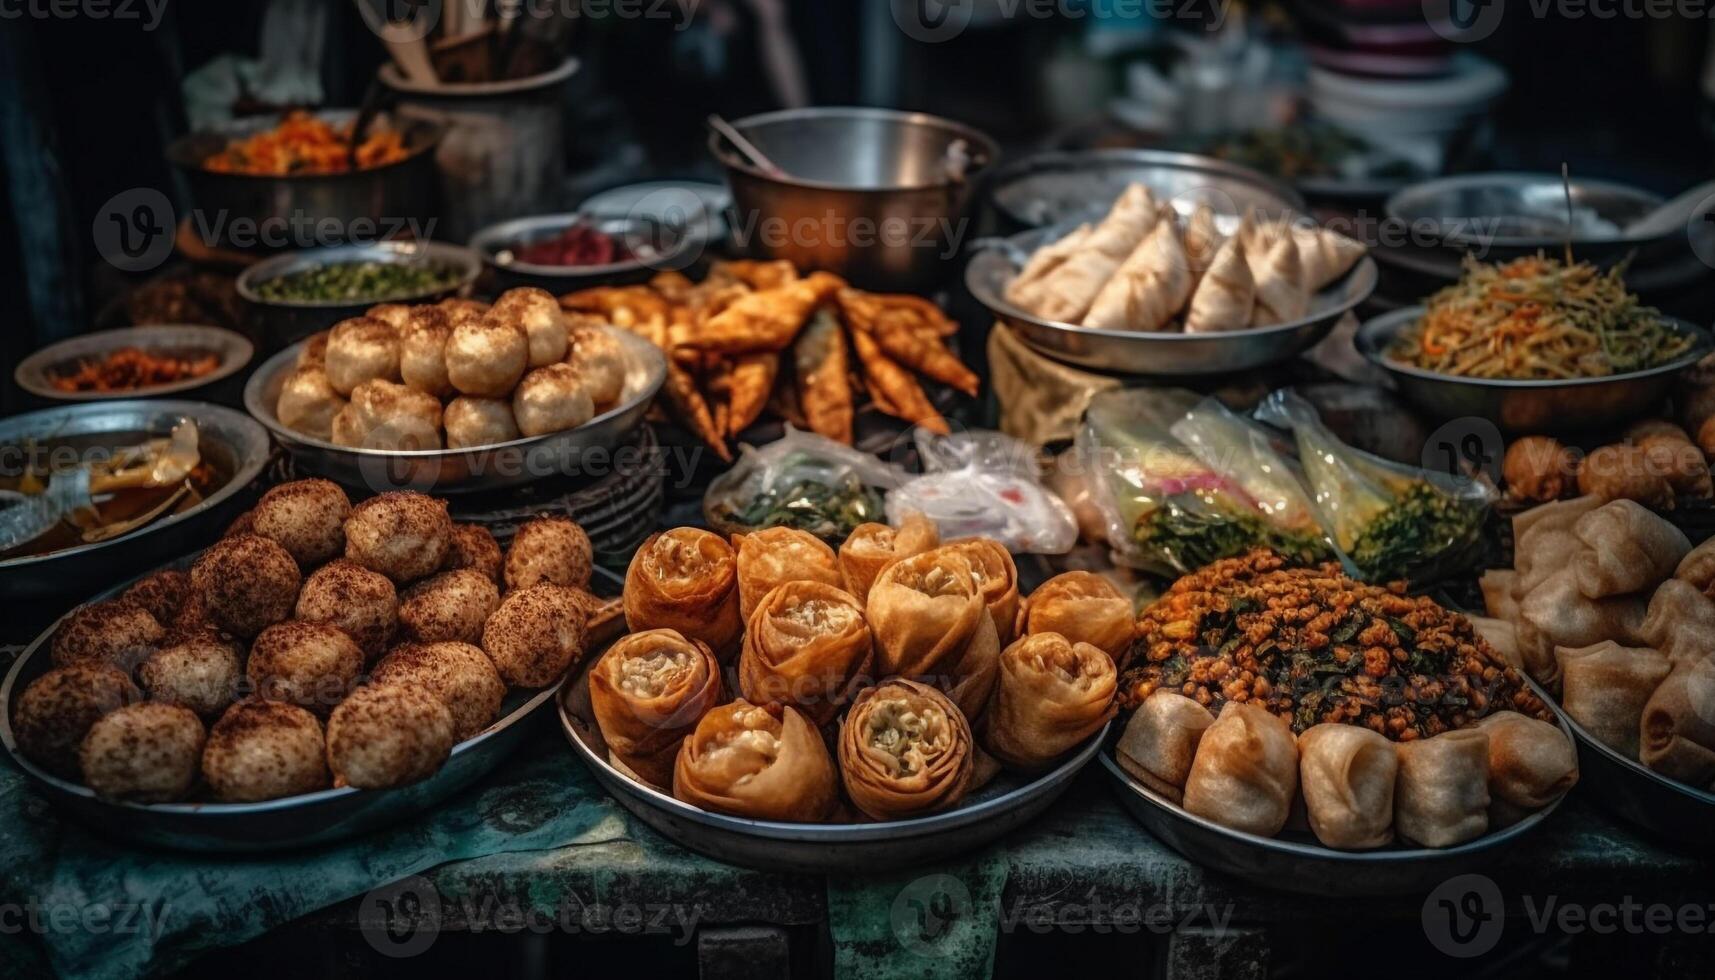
1297,723,1398,850
1182,701,1299,837
1395,729,1491,848
1114,691,1216,804
1556,640,1672,759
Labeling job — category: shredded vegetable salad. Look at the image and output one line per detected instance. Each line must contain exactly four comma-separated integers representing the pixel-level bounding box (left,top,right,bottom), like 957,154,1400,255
202,111,410,176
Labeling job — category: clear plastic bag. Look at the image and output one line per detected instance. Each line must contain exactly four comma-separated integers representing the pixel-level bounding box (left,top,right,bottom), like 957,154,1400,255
886,429,1079,554
1254,389,1495,583
703,426,909,540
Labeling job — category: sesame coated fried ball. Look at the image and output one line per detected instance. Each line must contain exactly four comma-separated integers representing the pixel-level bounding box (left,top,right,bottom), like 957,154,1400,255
397,569,499,645
504,516,593,591
443,396,521,449
564,322,627,409
79,703,205,803
331,379,444,451
326,683,455,789
121,568,190,625
399,305,455,398
492,287,568,367
324,316,401,396
295,559,399,660
512,363,594,437
344,491,453,583
191,534,302,638
13,665,140,778
442,523,503,582
481,584,590,688
248,621,364,716
201,697,330,802
276,367,345,442
445,313,528,397
138,628,244,719
371,641,506,741
50,600,164,671
250,478,352,568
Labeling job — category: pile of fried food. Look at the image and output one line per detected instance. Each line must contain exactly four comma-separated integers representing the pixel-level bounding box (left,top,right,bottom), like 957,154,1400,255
13,479,608,803
202,110,411,175
1004,183,1366,333
1114,549,1576,850
1480,495,1715,791
276,288,631,450
590,519,1128,822
560,260,979,460
49,346,222,394
1502,420,1714,509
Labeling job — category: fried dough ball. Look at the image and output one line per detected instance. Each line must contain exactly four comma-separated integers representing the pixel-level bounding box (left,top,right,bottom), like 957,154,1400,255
326,683,455,789
1626,419,1692,445
13,665,140,778
443,523,503,582
79,703,205,803
1645,437,1714,502
439,297,489,318
504,516,593,590
121,568,190,626
50,600,165,672
297,330,331,368
224,509,256,538
172,589,210,631
1577,444,1676,509
201,697,329,802
444,396,521,449
332,379,443,451
368,303,413,332
399,306,455,397
251,478,352,567
371,641,506,741
397,569,499,645
248,621,364,716
481,585,590,687
345,491,453,583
1502,436,1579,503
446,313,528,397
277,366,346,441
138,628,244,718
191,534,302,638
513,364,595,437
296,559,399,660
564,322,627,409
325,316,401,396
494,287,568,367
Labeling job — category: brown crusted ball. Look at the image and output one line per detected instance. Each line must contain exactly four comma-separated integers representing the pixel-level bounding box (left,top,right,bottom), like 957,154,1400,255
79,702,205,803
345,492,452,583
13,665,141,777
296,559,399,660
137,629,244,719
172,589,210,631
248,621,364,716
397,569,499,645
224,509,257,539
191,534,302,638
503,516,593,591
201,698,329,802
50,600,164,672
371,642,506,741
443,523,503,582
481,585,590,688
250,479,353,567
121,569,190,625
326,683,455,789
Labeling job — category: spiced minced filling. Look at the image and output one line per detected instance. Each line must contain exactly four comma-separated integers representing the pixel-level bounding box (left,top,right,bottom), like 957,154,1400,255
1121,550,1552,740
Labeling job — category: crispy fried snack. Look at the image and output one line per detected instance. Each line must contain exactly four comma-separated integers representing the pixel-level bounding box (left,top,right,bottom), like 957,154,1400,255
793,309,855,444
559,286,672,347
685,271,845,354
726,353,780,437
837,289,978,397
663,362,731,461
850,327,948,434
649,270,696,304
709,259,799,291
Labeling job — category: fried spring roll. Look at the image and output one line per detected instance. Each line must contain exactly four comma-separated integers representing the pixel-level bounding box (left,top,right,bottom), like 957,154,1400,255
793,309,854,445
850,327,948,434
683,272,844,355
663,362,731,461
837,289,978,397
726,353,779,437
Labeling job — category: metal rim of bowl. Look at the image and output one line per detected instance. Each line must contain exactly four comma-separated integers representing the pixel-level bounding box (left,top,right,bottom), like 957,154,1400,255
1356,306,1715,390
234,241,483,311
985,147,1309,226
1385,172,1667,250
14,326,255,402
243,324,668,459
467,212,700,280
164,108,446,183
377,56,579,97
558,676,1110,842
1523,674,1715,810
708,106,1001,194
0,399,270,574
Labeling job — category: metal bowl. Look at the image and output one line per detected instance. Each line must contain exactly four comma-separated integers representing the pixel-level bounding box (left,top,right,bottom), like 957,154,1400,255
0,400,269,599
0,562,625,852
166,109,442,252
235,241,482,349
967,220,1378,377
1100,744,1567,897
709,107,998,292
467,212,700,293
985,148,1305,231
1356,307,1714,433
14,326,254,403
1386,173,1675,263
244,324,666,494
559,667,1109,874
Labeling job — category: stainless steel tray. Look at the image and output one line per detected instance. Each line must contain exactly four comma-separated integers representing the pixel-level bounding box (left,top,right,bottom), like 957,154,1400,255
0,560,625,852
244,324,666,494
967,221,1377,377
559,668,1110,874
0,400,271,599
1385,172,1677,264
14,326,255,403
985,148,1305,230
1356,307,1713,433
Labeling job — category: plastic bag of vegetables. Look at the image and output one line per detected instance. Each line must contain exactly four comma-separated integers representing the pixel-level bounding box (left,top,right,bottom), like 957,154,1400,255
704,426,907,539
1254,389,1494,583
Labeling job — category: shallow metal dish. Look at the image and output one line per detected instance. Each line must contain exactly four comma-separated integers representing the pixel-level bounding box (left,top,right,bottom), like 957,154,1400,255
986,148,1305,231
560,668,1109,874
1356,307,1714,433
236,240,481,349
15,326,255,403
1101,740,1567,897
0,564,624,852
967,220,1377,377
0,400,269,599
468,212,699,293
1386,173,1674,263
244,324,665,494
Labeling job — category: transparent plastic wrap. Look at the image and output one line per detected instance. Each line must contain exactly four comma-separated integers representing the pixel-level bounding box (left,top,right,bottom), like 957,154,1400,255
1076,389,1335,575
704,426,909,540
1254,389,1494,583
885,429,1079,553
